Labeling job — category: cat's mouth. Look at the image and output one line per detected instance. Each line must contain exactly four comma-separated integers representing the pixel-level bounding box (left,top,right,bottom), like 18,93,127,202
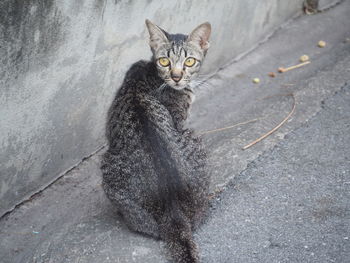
166,79,189,90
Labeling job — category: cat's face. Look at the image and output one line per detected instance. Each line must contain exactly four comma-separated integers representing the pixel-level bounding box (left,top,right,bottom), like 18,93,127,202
146,20,211,90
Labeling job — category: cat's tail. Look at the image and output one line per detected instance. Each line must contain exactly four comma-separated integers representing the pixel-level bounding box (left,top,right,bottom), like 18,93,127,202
136,94,202,262
160,204,199,263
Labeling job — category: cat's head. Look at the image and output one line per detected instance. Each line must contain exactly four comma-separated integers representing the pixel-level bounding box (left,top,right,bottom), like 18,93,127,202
146,19,211,90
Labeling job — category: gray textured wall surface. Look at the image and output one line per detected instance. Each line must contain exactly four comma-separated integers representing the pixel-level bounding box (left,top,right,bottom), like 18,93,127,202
0,0,304,216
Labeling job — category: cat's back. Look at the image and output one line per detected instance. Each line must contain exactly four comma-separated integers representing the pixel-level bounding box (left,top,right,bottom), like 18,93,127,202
117,60,159,94
102,60,164,195
105,60,162,145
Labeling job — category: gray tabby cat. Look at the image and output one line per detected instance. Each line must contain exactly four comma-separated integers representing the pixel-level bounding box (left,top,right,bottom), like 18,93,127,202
101,20,211,263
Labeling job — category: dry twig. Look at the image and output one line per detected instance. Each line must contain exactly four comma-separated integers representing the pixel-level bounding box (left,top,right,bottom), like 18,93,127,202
199,117,266,136
242,93,296,150
278,61,310,73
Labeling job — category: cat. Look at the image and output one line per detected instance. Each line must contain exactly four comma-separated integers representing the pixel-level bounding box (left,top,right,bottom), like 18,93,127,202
303,0,319,14
101,19,211,263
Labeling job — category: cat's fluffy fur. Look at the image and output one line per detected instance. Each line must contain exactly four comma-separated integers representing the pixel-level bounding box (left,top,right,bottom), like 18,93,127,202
101,20,211,263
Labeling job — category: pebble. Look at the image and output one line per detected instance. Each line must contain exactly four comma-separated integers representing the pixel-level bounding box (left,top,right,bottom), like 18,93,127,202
318,40,326,48
300,55,309,62
268,72,276,78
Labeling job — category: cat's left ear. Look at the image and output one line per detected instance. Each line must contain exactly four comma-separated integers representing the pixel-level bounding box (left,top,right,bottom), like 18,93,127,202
145,19,169,51
187,22,211,51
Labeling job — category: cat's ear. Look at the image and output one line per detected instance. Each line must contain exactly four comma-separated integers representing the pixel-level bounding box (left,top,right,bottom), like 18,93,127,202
145,19,169,51
187,22,211,51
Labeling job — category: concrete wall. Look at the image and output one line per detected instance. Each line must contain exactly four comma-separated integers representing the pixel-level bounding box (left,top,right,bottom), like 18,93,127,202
0,0,304,216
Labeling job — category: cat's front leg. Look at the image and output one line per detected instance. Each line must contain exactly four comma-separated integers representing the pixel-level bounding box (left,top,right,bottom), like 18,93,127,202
170,88,195,130
154,88,187,131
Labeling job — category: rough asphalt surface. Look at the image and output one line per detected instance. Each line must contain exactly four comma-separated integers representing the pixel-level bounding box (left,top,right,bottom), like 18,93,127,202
197,85,350,263
1,2,350,263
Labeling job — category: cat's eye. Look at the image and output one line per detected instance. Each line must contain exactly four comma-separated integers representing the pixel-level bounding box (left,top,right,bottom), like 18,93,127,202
184,57,196,67
158,57,170,67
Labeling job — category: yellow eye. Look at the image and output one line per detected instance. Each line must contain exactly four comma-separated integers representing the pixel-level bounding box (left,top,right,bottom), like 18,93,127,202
184,57,196,67
158,57,170,67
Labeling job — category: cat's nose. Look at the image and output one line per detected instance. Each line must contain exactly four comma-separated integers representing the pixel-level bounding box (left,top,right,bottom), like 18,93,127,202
170,71,183,83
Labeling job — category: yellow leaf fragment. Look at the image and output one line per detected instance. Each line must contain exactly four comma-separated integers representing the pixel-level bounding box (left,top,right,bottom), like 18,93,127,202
253,78,260,84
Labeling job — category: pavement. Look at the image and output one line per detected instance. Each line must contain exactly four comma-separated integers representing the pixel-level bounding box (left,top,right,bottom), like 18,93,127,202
0,2,349,263
197,84,350,262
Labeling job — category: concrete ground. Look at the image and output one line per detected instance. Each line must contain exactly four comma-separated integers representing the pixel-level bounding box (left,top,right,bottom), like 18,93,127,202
198,85,350,263
0,2,349,262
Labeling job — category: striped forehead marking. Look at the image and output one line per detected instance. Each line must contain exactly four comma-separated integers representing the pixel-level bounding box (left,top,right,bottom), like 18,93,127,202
167,41,187,58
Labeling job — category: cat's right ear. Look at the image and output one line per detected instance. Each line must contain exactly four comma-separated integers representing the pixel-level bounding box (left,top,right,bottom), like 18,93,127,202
145,19,169,51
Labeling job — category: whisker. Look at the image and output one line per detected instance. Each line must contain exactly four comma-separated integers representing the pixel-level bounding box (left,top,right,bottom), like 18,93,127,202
190,80,213,89
197,73,216,80
197,74,213,77
157,83,167,91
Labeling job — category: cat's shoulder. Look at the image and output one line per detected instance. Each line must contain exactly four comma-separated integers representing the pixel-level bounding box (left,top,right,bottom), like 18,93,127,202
124,60,156,80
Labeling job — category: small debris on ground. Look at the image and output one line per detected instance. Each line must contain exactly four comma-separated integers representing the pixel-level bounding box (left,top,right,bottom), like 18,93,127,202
268,72,276,78
318,40,326,48
242,93,296,150
300,55,310,62
278,61,310,73
253,78,260,84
